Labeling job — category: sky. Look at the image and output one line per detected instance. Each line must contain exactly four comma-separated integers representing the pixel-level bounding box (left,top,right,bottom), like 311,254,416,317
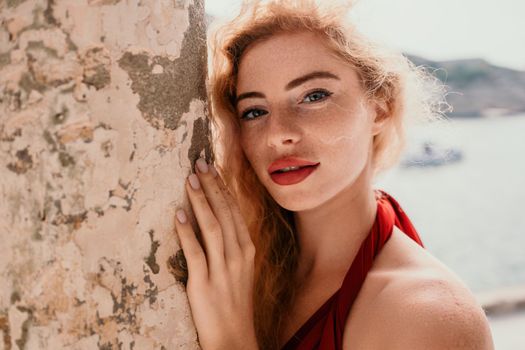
205,0,525,71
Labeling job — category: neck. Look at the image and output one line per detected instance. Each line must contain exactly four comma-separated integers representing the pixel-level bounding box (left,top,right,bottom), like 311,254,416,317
292,161,377,282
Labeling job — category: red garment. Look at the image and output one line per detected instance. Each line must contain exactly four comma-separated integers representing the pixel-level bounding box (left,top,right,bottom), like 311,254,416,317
281,190,424,350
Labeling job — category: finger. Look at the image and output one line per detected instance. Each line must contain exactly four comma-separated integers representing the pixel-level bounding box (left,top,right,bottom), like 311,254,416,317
186,173,226,270
175,208,208,280
210,164,255,256
195,158,242,261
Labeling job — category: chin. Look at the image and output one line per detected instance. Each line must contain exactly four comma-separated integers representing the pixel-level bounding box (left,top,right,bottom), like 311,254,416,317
264,180,330,212
272,195,318,212
258,166,329,211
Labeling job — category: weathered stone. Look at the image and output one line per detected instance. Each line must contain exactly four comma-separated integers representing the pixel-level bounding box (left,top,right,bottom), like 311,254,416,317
0,0,208,348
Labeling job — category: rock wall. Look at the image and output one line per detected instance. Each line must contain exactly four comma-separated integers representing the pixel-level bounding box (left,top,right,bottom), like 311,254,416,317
0,0,210,348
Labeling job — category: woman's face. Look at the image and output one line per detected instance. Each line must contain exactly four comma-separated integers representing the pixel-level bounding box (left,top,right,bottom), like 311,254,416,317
235,31,384,211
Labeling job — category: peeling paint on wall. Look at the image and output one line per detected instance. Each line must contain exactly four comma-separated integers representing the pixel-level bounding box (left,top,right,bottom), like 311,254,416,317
118,0,207,131
145,229,161,275
0,312,12,349
0,0,208,348
168,249,189,286
81,46,111,90
188,115,213,165
6,147,33,174
6,0,28,8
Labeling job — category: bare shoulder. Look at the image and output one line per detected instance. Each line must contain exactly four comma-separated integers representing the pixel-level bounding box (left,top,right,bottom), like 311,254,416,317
343,227,494,349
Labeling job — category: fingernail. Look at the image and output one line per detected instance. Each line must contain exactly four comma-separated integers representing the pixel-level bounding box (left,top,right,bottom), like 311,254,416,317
188,174,200,190
209,164,218,178
176,209,187,224
196,158,208,173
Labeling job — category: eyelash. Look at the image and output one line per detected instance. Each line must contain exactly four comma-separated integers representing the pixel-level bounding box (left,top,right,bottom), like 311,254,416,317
301,89,333,103
240,107,267,121
240,89,333,121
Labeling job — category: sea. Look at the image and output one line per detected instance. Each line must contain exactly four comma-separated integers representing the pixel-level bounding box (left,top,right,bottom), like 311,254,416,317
375,113,525,294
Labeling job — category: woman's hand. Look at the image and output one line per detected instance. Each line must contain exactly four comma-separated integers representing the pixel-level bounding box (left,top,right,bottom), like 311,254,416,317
174,158,258,350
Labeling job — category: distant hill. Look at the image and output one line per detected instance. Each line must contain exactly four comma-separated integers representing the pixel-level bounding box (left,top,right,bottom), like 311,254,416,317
407,55,525,117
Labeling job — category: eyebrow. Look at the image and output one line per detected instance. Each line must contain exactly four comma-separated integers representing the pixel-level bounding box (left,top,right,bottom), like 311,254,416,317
235,70,340,106
286,70,340,90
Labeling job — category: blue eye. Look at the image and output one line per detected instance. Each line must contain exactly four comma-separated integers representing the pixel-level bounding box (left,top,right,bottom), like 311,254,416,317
302,90,332,103
241,108,267,121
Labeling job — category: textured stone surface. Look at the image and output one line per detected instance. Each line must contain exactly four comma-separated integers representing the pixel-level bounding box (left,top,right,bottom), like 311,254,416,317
0,0,208,348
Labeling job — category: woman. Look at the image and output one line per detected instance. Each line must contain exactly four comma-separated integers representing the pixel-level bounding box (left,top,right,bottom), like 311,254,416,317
174,1,494,349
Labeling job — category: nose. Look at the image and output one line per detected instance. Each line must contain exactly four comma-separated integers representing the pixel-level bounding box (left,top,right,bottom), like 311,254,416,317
265,109,302,148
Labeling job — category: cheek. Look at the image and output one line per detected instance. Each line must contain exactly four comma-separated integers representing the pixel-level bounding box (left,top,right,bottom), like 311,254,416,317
239,130,260,170
239,132,251,159
309,109,373,185
304,99,373,150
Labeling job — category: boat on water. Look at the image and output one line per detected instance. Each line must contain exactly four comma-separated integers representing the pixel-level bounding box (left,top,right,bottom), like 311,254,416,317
401,142,463,168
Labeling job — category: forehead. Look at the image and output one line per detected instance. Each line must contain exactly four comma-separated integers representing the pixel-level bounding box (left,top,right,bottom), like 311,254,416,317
236,31,360,92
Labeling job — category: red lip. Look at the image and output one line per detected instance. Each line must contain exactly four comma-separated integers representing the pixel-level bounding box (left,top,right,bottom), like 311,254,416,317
267,156,320,174
270,164,319,186
268,156,320,186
